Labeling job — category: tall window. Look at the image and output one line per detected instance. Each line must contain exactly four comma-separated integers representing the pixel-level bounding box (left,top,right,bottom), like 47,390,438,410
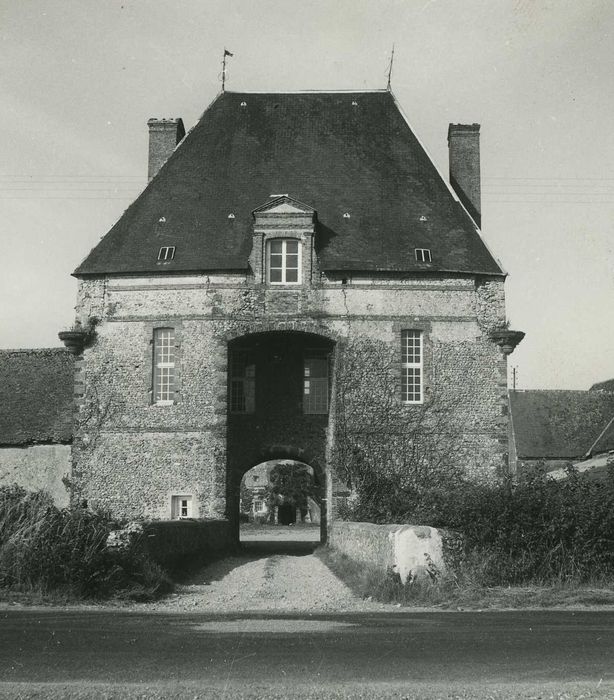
267,239,301,284
230,350,256,413
153,328,176,404
304,355,329,414
401,330,423,404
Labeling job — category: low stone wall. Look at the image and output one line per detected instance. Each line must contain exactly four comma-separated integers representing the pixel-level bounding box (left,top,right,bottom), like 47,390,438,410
108,519,234,573
329,521,463,584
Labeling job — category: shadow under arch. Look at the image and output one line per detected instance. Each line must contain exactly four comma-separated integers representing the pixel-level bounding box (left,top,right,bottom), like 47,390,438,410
226,329,336,545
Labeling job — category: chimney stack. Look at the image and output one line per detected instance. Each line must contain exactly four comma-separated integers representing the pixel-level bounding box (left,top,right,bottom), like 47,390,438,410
447,123,481,228
147,118,185,181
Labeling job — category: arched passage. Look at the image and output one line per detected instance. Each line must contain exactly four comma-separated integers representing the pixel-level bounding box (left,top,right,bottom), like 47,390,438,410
226,331,335,544
239,458,324,549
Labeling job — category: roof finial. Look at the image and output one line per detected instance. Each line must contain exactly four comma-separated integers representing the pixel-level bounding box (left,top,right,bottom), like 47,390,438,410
221,48,233,92
386,44,395,91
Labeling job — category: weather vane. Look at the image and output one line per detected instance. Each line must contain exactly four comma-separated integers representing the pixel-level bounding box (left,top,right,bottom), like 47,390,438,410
222,48,233,92
386,44,395,91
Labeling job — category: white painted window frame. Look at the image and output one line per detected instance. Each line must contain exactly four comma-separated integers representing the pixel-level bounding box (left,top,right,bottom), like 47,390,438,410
401,330,423,404
158,246,176,262
171,494,192,519
415,248,432,263
153,327,176,405
266,238,302,285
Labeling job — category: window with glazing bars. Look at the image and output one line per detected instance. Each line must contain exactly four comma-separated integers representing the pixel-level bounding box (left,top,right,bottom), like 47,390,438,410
303,356,329,414
171,495,192,519
415,248,431,263
230,350,256,413
267,239,301,284
401,330,423,403
153,328,176,404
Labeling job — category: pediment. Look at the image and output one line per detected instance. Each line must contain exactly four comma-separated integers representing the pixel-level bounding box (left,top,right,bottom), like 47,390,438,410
252,195,315,216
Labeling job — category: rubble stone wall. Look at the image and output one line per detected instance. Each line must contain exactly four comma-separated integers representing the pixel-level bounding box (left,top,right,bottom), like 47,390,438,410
72,272,508,521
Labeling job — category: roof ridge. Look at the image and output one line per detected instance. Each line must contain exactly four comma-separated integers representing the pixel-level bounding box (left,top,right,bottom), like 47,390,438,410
510,389,591,394
0,347,69,354
224,89,390,95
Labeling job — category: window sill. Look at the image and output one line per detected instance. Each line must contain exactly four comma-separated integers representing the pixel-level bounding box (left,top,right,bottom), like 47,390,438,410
152,400,175,407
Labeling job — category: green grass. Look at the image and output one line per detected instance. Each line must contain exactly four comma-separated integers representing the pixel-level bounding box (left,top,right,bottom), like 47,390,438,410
315,545,614,609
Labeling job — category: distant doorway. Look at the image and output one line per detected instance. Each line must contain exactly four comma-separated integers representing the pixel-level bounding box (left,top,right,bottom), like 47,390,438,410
239,460,322,554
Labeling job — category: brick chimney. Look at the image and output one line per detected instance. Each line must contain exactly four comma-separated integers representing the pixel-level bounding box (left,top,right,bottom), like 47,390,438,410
147,118,185,181
447,123,481,227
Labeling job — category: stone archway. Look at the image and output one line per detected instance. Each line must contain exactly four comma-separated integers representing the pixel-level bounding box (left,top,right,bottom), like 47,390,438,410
226,331,335,543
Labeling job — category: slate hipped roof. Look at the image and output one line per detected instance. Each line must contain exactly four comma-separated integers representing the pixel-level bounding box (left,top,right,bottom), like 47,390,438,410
75,91,503,277
0,349,74,446
509,390,614,460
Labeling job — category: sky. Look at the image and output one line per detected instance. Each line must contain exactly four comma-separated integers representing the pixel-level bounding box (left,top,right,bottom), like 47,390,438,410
0,0,612,390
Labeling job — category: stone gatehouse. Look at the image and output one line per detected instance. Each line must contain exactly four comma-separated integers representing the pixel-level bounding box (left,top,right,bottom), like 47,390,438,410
65,90,520,537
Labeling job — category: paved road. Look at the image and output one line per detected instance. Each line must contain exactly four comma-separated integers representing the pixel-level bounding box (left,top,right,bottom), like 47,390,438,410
1,608,613,698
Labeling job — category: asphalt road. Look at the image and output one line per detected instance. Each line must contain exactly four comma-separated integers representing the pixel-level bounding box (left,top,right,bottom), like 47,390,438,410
1,608,613,698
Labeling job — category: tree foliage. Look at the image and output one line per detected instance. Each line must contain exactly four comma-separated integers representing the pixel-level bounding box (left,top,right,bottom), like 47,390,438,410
266,463,315,519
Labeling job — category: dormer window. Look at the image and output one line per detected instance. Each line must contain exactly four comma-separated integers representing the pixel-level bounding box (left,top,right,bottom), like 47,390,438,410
415,248,431,263
267,239,301,284
158,246,175,262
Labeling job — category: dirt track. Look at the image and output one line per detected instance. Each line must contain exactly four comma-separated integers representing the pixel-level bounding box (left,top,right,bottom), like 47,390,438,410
140,525,390,614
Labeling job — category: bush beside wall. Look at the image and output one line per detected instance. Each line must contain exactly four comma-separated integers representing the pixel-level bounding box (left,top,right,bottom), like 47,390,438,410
342,465,614,585
0,485,170,600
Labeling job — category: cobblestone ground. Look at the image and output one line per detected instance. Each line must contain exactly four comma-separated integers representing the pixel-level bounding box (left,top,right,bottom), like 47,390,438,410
140,524,391,614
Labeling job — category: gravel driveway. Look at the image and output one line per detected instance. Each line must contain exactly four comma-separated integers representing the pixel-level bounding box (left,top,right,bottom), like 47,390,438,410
140,525,391,614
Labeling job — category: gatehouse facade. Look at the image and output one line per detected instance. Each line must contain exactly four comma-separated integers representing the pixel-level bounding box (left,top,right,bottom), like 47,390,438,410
66,90,520,537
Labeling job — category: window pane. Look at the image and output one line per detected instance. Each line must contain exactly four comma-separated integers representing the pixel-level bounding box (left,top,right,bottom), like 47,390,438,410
401,331,422,403
402,330,421,364
153,328,176,403
230,351,256,413
304,357,328,413
402,367,422,402
267,239,301,284
305,358,327,378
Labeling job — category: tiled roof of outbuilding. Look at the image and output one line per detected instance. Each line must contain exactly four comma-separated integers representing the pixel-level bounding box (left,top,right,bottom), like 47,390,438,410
590,378,614,392
509,390,614,460
0,349,74,446
74,91,503,277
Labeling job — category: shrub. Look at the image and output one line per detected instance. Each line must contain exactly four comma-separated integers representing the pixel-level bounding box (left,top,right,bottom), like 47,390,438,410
342,465,614,585
0,485,171,599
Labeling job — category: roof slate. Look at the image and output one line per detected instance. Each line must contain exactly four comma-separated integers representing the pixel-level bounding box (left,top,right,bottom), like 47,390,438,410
75,91,503,277
509,390,614,460
0,349,74,446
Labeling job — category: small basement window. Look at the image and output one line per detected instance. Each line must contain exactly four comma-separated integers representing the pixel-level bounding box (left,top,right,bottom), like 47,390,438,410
158,246,176,262
171,495,192,519
415,248,432,263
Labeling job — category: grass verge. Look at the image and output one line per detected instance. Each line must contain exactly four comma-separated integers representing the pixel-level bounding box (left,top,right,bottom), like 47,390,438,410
315,545,614,609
